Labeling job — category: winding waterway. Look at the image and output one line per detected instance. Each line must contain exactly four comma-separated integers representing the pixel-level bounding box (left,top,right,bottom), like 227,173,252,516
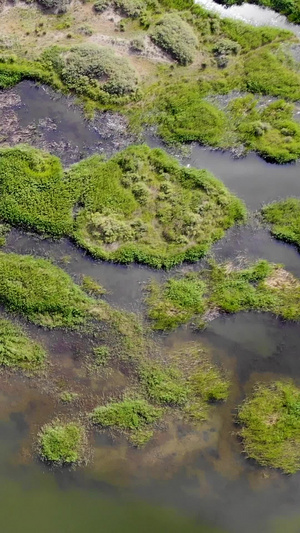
1,76,300,533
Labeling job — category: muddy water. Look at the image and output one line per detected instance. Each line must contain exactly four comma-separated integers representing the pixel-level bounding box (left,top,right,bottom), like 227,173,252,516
1,82,300,533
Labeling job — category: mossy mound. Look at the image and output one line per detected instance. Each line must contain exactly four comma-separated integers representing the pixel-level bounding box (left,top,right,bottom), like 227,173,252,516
0,145,73,236
38,421,87,465
44,44,139,97
262,198,300,249
147,259,300,329
70,145,245,268
0,319,46,371
0,252,90,328
238,381,300,474
150,13,198,65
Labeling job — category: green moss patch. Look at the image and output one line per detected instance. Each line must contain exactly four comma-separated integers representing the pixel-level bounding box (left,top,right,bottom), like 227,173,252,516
38,421,87,465
70,145,245,268
147,259,300,329
262,198,300,249
238,381,300,473
0,145,73,236
0,319,46,371
0,252,90,328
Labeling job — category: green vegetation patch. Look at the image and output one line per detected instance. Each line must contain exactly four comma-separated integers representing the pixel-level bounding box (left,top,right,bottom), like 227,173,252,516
0,252,90,328
150,13,198,65
0,145,73,236
238,381,300,473
70,145,245,268
38,421,87,465
44,44,139,97
90,398,162,445
147,259,300,329
262,198,300,249
0,319,46,371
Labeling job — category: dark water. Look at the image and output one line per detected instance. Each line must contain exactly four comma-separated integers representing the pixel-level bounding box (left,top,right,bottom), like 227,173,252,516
2,82,300,533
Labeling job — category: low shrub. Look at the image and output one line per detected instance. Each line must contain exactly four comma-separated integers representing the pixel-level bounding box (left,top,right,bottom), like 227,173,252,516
114,0,145,17
150,13,198,65
37,0,71,13
238,381,300,473
0,319,46,371
47,44,139,96
38,421,87,465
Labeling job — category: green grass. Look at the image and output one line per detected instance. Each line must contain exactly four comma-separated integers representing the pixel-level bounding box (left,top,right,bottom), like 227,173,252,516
90,398,162,445
238,381,300,473
0,319,46,371
81,276,107,296
262,198,300,249
38,421,87,465
0,252,90,328
0,145,74,236
139,363,188,405
190,360,229,402
147,259,300,329
70,145,245,268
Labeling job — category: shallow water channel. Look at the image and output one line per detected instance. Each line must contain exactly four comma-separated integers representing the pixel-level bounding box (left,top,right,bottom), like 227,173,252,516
1,81,300,533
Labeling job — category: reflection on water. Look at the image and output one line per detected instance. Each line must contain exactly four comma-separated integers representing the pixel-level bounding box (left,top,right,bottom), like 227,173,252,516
195,0,300,36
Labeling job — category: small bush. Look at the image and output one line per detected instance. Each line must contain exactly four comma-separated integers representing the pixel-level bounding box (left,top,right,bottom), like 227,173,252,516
50,44,139,96
38,421,87,465
114,0,145,17
94,0,110,12
150,13,198,65
238,381,300,473
37,0,71,13
0,319,46,371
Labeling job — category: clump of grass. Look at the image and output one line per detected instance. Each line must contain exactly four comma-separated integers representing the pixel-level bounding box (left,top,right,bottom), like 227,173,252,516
190,360,229,402
94,0,110,12
0,319,46,371
150,13,198,65
59,391,79,402
147,276,207,329
139,363,188,405
93,345,111,366
147,259,300,329
70,145,245,268
153,84,227,146
38,420,87,465
82,276,106,296
238,381,300,474
262,198,300,249
90,398,162,445
0,145,73,236
0,223,9,247
0,252,90,328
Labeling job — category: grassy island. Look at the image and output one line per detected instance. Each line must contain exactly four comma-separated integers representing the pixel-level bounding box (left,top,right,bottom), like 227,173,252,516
238,381,300,474
147,259,300,329
38,421,87,466
262,198,300,250
0,145,245,268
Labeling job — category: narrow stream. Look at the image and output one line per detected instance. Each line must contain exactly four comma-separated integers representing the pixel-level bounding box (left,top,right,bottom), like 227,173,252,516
1,78,300,533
